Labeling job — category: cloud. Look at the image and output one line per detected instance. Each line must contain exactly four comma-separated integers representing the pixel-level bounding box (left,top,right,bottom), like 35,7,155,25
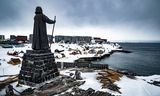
61,0,160,28
0,0,160,41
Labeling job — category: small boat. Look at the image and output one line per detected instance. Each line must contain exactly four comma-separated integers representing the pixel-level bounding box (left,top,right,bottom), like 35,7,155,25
14,44,25,47
1,44,13,48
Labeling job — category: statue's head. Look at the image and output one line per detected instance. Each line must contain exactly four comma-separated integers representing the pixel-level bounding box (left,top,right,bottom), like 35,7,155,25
35,6,43,14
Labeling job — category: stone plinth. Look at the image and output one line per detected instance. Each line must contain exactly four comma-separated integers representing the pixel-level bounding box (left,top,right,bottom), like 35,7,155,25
18,50,59,86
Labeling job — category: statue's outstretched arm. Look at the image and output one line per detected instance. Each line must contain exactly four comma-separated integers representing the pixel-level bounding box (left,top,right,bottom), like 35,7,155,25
43,15,55,24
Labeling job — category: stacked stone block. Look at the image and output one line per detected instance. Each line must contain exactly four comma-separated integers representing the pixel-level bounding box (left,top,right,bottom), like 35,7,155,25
18,50,59,86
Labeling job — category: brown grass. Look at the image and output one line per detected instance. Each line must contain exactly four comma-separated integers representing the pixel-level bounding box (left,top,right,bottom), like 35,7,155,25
96,69,123,88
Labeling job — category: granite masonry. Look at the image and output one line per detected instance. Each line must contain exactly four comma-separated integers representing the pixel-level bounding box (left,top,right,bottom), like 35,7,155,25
18,50,59,86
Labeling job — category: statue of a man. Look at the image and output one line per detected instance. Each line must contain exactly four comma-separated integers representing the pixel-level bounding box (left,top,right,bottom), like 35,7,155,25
32,6,56,50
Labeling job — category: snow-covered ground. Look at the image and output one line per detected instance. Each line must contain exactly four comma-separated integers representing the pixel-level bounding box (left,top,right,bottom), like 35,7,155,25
61,69,160,96
0,43,160,96
115,76,160,96
0,43,119,75
1,68,160,96
52,43,121,62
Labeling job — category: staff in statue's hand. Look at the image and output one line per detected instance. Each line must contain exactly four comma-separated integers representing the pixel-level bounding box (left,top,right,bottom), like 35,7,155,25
50,16,56,48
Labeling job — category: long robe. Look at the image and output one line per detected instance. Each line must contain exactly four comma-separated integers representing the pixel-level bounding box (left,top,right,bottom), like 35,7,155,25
32,14,54,50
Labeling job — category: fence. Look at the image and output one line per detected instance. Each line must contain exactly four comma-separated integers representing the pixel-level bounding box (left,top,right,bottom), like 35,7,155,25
56,62,108,69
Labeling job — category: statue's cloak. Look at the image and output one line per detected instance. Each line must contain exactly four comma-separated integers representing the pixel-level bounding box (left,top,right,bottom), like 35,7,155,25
32,14,54,50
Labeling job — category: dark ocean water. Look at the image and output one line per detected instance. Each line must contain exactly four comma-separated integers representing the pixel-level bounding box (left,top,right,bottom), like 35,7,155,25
95,43,160,76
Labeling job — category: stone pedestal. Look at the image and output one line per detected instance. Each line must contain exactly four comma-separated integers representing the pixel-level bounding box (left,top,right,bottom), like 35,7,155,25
18,50,59,86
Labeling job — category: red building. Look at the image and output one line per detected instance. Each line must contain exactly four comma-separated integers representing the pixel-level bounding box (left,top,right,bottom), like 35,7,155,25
16,35,27,43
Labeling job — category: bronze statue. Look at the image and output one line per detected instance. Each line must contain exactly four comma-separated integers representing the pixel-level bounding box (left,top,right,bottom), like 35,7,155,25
32,6,56,50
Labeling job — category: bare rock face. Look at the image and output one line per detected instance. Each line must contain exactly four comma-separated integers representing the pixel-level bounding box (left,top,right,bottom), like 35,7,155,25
60,87,116,96
74,70,82,80
18,50,59,86
34,76,85,95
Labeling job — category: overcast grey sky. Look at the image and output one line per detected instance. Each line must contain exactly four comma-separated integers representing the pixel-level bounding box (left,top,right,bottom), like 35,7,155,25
0,0,160,41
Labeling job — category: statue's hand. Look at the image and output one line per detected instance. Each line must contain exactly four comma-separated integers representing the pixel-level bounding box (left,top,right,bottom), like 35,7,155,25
54,20,56,23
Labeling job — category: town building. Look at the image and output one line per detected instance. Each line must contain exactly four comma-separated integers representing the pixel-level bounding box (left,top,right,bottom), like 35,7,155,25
93,37,107,44
55,35,92,44
0,35,5,41
16,35,27,43
10,35,16,41
29,34,33,43
29,34,53,43
10,35,28,43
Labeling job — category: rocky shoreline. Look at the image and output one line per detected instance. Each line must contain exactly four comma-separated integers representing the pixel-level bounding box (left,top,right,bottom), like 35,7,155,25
74,49,131,62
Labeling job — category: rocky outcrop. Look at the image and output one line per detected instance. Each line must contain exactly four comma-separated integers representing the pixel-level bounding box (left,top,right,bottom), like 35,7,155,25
34,76,85,95
59,87,116,96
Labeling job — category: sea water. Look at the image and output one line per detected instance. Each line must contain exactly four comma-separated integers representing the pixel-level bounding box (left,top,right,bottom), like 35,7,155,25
95,43,160,76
